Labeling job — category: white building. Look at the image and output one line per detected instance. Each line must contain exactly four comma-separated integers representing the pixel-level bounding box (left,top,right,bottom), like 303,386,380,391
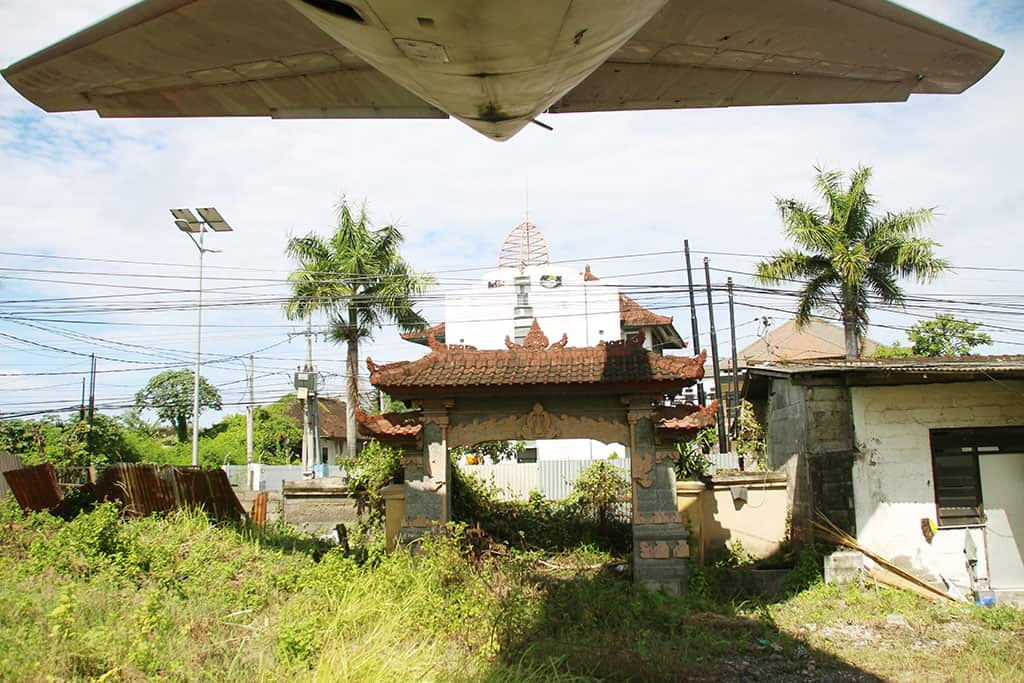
402,219,686,462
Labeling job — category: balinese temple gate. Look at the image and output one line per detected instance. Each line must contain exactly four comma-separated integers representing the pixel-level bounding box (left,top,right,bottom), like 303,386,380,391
364,320,716,592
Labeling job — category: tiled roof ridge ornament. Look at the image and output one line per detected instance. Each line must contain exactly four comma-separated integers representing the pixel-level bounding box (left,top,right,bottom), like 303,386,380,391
504,320,569,351
522,319,549,350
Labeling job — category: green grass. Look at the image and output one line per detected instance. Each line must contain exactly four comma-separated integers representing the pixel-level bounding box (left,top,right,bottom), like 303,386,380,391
0,500,1021,682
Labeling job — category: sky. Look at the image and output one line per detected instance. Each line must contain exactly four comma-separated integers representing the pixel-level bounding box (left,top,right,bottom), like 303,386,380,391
0,0,1022,427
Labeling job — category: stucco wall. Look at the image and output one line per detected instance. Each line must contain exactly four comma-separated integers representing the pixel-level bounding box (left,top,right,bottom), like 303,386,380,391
676,473,790,564
850,380,1024,592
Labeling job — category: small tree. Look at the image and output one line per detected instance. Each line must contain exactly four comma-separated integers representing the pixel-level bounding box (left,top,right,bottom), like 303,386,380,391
134,369,222,443
569,460,630,530
908,314,992,356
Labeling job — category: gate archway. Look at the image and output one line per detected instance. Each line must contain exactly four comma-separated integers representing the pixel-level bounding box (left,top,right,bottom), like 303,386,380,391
364,321,715,592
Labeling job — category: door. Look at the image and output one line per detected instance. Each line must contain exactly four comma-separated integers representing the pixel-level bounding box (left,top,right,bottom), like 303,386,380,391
979,452,1024,591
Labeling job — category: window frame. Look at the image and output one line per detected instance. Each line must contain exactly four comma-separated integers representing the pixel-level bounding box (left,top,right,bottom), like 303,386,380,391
929,426,1024,528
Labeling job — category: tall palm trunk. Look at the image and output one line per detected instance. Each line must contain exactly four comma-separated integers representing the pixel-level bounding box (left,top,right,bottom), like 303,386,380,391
346,335,359,459
843,316,860,359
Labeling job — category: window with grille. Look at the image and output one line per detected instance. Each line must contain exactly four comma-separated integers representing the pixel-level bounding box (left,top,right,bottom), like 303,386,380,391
930,427,1024,527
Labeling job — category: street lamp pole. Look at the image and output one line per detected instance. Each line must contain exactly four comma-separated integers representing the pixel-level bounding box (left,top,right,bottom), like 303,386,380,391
171,208,234,467
192,224,205,467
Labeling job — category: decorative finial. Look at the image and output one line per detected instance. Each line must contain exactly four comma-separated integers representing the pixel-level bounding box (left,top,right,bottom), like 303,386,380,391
497,218,550,269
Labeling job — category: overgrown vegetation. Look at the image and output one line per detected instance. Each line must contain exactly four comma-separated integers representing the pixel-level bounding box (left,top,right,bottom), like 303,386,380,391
1,499,1020,682
1,395,304,468
453,459,631,553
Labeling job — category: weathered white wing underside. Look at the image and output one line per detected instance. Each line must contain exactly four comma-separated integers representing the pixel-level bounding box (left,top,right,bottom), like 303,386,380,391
1,0,1003,140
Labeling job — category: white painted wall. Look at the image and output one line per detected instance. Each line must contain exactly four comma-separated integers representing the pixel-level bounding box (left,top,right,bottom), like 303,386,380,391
850,381,1024,595
535,438,628,461
445,265,619,350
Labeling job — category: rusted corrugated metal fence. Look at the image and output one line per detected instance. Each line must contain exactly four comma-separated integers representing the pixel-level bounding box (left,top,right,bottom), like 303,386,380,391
2,463,244,522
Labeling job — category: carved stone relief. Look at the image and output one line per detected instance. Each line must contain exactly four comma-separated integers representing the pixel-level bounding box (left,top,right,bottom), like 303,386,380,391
638,541,690,559
634,511,679,525
522,403,558,438
447,409,629,448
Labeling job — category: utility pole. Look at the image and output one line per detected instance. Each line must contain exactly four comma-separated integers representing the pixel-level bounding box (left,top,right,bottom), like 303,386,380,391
703,259,729,455
727,277,741,442
684,240,705,406
80,377,86,421
295,315,321,475
246,354,254,468
87,354,96,463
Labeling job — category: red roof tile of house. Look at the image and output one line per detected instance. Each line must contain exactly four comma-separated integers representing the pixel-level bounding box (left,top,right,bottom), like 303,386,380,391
619,292,673,327
656,402,719,432
368,320,705,397
282,396,353,439
586,269,673,327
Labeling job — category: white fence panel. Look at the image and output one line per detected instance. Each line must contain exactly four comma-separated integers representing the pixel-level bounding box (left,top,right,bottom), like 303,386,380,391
463,458,631,501
539,458,631,500
464,462,538,500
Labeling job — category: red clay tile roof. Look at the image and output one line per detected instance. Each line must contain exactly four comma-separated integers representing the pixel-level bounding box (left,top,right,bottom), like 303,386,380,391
400,322,446,344
355,408,422,441
585,269,673,327
656,402,719,432
282,397,353,439
619,292,673,327
368,320,705,397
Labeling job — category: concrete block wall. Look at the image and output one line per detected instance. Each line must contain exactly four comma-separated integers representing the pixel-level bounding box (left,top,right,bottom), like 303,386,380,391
766,378,855,539
281,478,359,535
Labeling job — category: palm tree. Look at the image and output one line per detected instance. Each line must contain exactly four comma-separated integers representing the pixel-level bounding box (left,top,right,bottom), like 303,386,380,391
755,166,949,359
284,199,433,459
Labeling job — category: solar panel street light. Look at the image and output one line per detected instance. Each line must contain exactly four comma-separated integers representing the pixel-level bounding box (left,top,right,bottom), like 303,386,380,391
170,207,234,467
197,207,232,232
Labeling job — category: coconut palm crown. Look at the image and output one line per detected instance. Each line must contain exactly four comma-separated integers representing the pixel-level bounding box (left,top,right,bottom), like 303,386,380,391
755,166,949,359
284,198,433,459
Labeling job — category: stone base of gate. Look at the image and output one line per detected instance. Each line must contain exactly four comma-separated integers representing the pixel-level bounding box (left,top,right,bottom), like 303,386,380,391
633,522,690,593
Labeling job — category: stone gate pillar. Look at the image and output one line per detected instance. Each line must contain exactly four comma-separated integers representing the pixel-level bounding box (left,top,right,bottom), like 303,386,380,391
628,401,690,593
400,400,452,541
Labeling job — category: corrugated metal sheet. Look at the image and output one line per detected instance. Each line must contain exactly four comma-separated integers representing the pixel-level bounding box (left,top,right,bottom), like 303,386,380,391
93,464,244,521
95,464,176,516
0,452,24,499
173,467,245,522
3,464,61,512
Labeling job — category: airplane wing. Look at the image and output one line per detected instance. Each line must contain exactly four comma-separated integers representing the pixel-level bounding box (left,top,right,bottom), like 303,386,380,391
0,0,446,120
552,0,1004,113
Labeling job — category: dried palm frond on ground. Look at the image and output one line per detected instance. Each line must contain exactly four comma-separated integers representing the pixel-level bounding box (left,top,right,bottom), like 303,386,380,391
812,512,958,602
